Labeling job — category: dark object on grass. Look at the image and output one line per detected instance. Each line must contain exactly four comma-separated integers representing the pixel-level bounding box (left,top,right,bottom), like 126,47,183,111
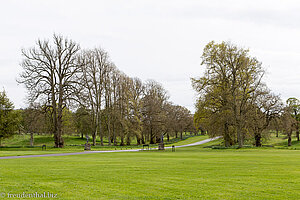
143,144,149,150
172,145,175,152
84,143,91,150
42,145,46,150
158,143,165,150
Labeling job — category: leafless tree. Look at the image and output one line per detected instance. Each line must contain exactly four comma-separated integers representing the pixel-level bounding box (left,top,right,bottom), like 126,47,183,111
78,48,110,145
18,34,81,147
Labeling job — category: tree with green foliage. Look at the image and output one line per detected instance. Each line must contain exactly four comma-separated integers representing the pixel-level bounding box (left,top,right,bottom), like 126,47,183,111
286,97,300,141
192,41,266,147
142,80,169,144
22,103,47,146
282,106,297,146
0,91,19,146
246,86,282,147
75,107,92,139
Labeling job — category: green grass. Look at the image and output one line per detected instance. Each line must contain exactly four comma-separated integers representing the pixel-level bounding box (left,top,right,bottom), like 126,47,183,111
1,142,300,199
165,135,208,147
265,133,300,149
1,135,92,146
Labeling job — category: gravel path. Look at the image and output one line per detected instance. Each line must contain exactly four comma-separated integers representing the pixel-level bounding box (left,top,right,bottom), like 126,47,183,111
0,137,220,160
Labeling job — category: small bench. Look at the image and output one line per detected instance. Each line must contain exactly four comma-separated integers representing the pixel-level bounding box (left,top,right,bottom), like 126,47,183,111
142,144,150,150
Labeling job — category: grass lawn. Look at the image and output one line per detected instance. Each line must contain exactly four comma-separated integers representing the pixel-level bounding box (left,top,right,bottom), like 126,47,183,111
1,133,196,147
1,140,300,199
165,135,208,147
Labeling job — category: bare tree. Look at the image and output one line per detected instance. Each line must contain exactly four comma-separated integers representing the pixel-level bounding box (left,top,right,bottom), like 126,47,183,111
79,48,110,146
18,34,81,147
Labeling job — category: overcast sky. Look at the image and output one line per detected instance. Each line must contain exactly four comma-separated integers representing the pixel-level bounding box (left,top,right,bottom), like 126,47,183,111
0,0,299,112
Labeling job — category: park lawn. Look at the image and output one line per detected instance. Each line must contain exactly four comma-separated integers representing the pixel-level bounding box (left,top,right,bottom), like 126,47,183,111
265,133,300,149
1,143,300,199
165,135,208,147
1,135,96,146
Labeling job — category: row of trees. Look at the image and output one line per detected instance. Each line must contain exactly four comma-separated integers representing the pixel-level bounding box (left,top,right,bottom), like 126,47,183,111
17,34,194,147
192,41,299,147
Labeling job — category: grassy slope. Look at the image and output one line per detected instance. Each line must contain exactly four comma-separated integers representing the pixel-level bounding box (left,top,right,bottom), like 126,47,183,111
165,135,208,146
1,142,300,199
1,135,95,146
1,132,196,147
265,133,300,148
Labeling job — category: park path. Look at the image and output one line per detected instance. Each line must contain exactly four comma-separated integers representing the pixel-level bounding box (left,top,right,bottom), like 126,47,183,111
0,137,220,160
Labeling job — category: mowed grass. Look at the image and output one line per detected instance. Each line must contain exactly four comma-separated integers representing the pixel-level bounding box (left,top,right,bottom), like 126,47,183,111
1,142,300,200
165,135,208,147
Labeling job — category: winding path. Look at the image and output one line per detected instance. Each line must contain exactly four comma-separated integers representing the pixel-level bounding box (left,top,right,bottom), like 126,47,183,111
0,137,220,160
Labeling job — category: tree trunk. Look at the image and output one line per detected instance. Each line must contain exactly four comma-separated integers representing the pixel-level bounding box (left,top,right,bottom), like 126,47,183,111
107,122,111,146
0,137,2,146
296,130,300,141
56,83,64,148
81,133,84,139
237,121,243,148
224,123,230,147
113,123,117,146
30,132,34,147
155,135,160,143
276,130,279,137
175,132,178,138
254,132,262,147
120,136,125,146
141,134,145,144
288,135,292,146
126,134,131,145
98,117,103,146
92,133,96,146
201,129,205,135
136,137,141,145
180,132,183,140
167,133,170,142
150,127,155,144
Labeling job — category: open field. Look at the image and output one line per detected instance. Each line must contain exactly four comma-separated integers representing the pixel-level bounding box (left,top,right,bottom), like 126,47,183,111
1,134,300,199
1,139,300,199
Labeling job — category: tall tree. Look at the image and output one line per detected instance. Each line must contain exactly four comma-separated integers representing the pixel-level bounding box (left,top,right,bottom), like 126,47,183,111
246,87,282,147
282,106,297,146
192,41,265,147
22,103,47,146
18,34,81,147
79,48,110,146
0,90,19,146
142,80,168,144
74,106,92,139
286,98,300,141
